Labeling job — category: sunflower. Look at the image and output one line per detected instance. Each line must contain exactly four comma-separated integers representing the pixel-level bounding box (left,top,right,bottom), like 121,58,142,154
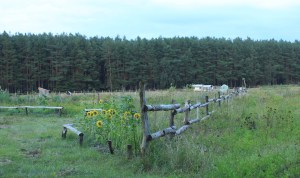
123,111,131,118
87,111,92,117
107,113,113,120
134,113,141,119
108,109,116,115
99,99,103,104
93,110,99,116
96,120,103,128
102,110,107,115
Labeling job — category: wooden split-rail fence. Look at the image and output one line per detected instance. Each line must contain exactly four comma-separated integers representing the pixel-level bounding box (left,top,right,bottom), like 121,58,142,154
139,82,246,155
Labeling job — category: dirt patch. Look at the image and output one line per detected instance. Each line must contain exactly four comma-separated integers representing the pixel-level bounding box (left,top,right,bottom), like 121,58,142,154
57,168,77,177
21,148,42,158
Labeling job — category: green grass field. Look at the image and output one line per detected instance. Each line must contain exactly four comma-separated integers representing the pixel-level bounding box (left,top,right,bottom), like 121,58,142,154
0,85,299,177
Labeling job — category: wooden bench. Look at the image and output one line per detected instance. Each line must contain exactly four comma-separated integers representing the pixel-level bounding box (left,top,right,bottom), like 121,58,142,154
0,106,63,116
62,124,84,145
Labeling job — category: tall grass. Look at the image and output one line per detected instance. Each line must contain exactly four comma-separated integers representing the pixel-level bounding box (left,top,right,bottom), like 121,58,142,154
141,86,300,177
0,86,299,177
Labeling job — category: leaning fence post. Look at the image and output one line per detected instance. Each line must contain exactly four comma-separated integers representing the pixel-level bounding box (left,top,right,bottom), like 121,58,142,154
139,81,151,156
205,96,209,115
218,91,221,107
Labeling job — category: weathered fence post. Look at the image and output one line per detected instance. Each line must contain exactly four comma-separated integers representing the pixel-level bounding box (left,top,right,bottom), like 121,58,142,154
97,93,100,103
107,140,114,154
218,91,221,107
205,96,209,115
139,81,151,156
127,144,133,159
169,99,176,127
183,100,191,125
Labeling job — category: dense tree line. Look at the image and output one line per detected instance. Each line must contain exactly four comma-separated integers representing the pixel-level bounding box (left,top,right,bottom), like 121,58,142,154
0,31,299,92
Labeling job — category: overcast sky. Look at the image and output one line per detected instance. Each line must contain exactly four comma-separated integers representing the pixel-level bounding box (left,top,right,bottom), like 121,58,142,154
1,0,299,41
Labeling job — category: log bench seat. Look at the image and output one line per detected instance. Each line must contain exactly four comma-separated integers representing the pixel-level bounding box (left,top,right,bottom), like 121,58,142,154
0,106,63,116
62,124,84,145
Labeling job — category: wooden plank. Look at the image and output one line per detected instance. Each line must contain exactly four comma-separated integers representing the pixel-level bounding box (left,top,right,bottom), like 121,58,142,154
24,106,63,109
63,124,84,145
63,124,83,136
0,106,19,109
84,108,102,112
145,104,180,111
0,106,63,109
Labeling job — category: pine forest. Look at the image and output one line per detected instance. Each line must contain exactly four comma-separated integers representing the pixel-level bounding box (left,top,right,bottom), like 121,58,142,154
1,31,300,93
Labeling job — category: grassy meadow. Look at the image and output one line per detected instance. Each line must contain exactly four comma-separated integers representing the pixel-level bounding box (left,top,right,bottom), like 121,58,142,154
0,85,299,177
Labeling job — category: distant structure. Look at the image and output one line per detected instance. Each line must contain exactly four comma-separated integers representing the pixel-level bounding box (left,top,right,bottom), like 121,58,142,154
66,91,72,96
192,84,214,91
219,84,229,94
38,87,50,97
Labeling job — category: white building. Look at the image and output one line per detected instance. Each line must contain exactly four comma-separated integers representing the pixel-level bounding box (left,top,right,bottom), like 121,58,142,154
192,84,213,91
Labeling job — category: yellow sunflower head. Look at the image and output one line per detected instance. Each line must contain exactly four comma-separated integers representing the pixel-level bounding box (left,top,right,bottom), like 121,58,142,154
87,111,92,117
93,110,99,116
99,99,103,104
107,113,113,120
123,111,131,118
102,110,107,115
134,113,141,119
108,109,116,115
96,120,103,128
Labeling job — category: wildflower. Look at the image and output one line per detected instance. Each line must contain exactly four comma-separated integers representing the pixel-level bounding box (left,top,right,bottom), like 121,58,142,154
96,120,103,128
123,111,131,118
109,109,116,115
93,110,99,116
134,113,141,119
107,113,113,120
87,111,92,117
99,99,103,104
102,110,107,115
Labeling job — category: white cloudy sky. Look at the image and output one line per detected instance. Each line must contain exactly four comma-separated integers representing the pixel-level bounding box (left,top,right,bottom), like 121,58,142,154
0,0,299,41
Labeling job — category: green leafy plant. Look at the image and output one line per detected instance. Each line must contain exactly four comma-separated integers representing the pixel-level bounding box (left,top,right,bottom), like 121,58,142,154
80,96,141,152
